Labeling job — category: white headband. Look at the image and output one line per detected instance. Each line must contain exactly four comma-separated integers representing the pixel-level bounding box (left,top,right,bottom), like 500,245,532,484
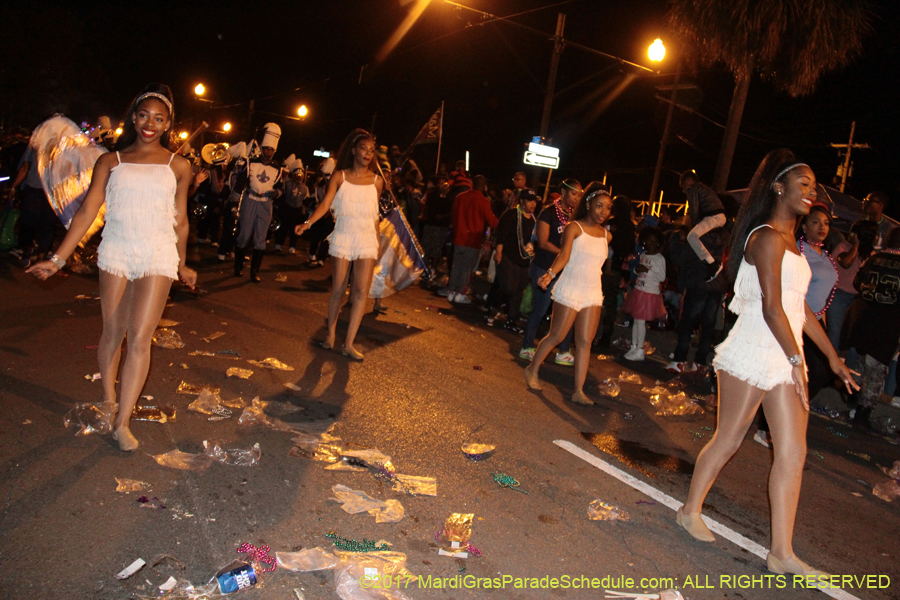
772,163,808,188
135,92,173,115
584,189,611,204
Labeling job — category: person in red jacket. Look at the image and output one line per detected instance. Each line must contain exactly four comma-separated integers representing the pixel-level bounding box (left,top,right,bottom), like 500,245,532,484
445,174,498,303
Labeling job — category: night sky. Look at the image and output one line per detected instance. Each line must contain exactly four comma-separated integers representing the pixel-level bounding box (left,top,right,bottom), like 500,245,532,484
2,0,898,213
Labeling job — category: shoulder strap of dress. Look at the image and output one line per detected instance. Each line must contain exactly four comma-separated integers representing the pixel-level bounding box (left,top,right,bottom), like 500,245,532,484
114,151,121,165
574,221,585,233
167,153,175,165
743,223,773,252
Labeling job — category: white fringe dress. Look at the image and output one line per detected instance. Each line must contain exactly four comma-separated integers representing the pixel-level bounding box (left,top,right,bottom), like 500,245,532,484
712,225,812,390
551,223,608,311
97,152,179,280
327,171,379,261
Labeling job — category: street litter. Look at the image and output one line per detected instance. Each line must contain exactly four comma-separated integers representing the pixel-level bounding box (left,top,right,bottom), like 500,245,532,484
612,337,630,350
256,399,304,417
324,533,390,553
116,558,146,580
330,484,404,523
151,449,213,471
618,371,642,385
219,349,240,357
217,562,258,594
847,450,871,461
643,342,655,355
605,589,684,600
238,397,297,432
64,402,114,436
473,365,483,371
159,577,177,592
132,403,175,423
437,513,480,558
325,461,368,472
587,500,630,521
873,479,900,502
492,471,529,494
115,478,150,492
333,551,414,600
289,423,343,462
277,547,339,571
189,389,226,415
202,332,226,343
376,466,437,496
275,273,288,282
84,372,101,381
341,448,393,469
176,381,219,395
596,354,614,361
152,328,185,349
237,543,277,573
203,440,261,467
880,460,900,479
284,382,302,391
188,350,216,357
461,442,495,461
649,390,704,417
22,419,31,425
226,367,254,379
247,357,294,370
136,495,166,509
158,319,180,327
598,379,621,397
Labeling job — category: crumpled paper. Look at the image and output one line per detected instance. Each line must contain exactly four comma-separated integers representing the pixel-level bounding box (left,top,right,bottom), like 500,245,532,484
152,328,184,349
330,484,404,523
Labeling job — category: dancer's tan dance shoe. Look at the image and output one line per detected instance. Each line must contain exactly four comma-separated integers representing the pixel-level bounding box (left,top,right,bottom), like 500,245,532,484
676,507,715,542
767,554,829,578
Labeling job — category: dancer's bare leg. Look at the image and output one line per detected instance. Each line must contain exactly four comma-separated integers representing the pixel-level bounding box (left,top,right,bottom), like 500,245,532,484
345,258,375,351
115,276,172,428
326,257,352,348
97,270,132,406
525,303,577,390
681,371,764,535
761,382,808,560
572,306,602,398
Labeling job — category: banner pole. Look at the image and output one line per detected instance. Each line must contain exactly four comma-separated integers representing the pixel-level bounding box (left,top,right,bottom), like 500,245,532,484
435,101,444,175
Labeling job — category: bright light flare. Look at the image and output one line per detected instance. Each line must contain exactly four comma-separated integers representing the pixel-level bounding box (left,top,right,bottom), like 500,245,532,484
194,83,206,96
648,39,666,62
297,105,308,117
375,0,432,63
223,122,232,132
115,127,123,135
179,131,189,139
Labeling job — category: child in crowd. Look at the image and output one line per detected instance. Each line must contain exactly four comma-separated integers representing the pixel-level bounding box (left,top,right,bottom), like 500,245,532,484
622,227,666,361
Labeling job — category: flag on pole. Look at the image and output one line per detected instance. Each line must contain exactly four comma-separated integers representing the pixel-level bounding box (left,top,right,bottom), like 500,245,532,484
397,106,442,169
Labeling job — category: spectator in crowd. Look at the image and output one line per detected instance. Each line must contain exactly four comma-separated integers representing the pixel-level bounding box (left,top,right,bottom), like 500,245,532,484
622,227,667,362
419,176,452,277
9,126,57,268
862,191,895,251
597,195,636,347
304,157,336,267
681,170,727,280
443,174,497,304
486,187,537,331
826,219,878,351
841,228,900,428
193,163,230,247
519,179,583,364
275,157,308,254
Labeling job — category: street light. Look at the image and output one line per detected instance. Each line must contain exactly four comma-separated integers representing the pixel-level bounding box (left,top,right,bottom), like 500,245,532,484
179,131,189,140
223,122,232,132
297,105,308,118
194,83,205,96
115,127,123,136
648,38,666,62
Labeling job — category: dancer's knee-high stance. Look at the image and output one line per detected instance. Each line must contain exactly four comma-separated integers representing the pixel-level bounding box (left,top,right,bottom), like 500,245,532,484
676,149,857,576
28,84,197,451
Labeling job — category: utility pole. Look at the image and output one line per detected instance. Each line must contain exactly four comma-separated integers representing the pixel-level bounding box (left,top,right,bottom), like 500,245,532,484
830,121,869,193
648,62,682,206
533,13,565,190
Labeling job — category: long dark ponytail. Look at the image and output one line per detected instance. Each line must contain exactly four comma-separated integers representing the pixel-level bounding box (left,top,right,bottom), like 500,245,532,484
116,83,175,151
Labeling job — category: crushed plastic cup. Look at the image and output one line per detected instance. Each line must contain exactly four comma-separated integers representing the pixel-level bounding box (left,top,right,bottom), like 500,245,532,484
617,371,642,385
247,357,294,371
226,367,254,379
598,379,620,397
276,547,338,572
873,479,900,502
203,440,261,467
587,499,630,521
650,390,705,417
64,402,115,436
151,449,213,471
115,478,150,492
461,442,495,461
152,328,185,349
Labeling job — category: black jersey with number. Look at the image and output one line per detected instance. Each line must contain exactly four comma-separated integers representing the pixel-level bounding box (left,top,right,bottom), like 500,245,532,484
841,251,900,364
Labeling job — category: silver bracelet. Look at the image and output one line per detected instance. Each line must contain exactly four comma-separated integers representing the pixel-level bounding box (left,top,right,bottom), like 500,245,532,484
546,268,556,279
787,354,803,366
49,253,66,269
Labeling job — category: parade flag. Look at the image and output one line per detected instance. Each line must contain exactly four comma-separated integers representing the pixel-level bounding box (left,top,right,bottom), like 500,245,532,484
397,105,443,169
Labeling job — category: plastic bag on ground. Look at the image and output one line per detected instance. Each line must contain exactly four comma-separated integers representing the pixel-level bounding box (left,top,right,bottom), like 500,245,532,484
152,328,185,349
151,449,213,471
276,547,338,572
116,478,151,492
393,474,437,496
238,397,296,432
289,425,343,462
188,389,223,415
64,403,115,436
618,371,642,385
598,379,620,397
203,440,261,467
333,551,414,600
651,390,705,417
330,485,404,523
587,499,630,521
873,479,900,502
247,357,294,371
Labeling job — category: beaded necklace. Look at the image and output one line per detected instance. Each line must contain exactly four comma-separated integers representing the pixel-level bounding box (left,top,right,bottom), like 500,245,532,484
553,199,572,228
799,235,838,316
515,206,535,259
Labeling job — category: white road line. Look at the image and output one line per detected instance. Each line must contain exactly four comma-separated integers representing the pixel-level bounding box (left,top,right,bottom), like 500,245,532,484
554,439,863,600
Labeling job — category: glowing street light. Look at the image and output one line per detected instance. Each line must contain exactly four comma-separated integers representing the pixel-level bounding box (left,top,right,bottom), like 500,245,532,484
114,127,123,136
179,131,189,140
222,122,232,132
648,38,666,62
297,105,308,118
194,83,206,96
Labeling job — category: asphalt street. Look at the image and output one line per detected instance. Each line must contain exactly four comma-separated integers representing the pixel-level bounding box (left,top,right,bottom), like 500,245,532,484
1,241,898,600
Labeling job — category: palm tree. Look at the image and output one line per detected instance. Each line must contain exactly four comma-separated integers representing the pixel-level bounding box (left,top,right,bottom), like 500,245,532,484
668,0,871,192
